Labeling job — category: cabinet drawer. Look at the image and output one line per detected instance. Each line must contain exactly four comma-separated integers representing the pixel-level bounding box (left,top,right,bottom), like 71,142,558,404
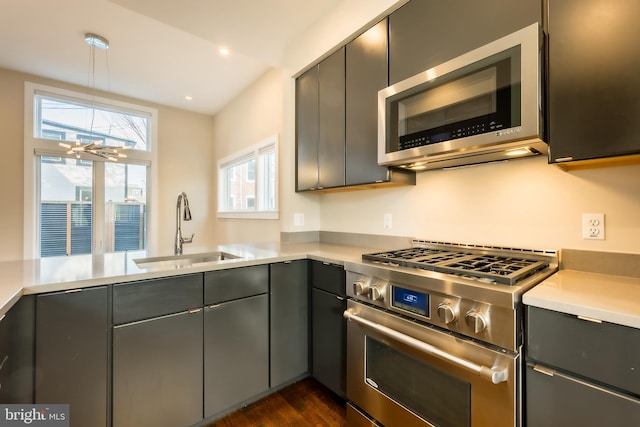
311,260,345,295
204,265,268,305
113,274,203,324
526,306,640,395
526,363,640,427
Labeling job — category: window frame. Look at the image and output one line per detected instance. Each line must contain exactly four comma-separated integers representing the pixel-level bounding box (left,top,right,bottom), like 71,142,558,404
23,82,158,258
217,135,278,220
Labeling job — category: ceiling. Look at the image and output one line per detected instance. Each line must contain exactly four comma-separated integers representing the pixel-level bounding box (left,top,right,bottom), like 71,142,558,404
0,0,344,115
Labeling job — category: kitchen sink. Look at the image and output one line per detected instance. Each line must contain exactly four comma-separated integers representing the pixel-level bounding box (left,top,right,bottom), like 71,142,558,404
134,251,241,270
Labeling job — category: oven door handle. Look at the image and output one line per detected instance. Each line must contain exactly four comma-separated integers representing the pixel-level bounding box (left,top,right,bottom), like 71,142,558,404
344,309,509,384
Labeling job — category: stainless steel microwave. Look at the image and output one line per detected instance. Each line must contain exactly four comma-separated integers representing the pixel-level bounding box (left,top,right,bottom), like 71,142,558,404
378,23,546,170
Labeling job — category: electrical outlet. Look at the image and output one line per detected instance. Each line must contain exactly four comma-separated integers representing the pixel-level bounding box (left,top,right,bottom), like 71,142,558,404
383,213,392,229
582,213,605,240
294,213,304,227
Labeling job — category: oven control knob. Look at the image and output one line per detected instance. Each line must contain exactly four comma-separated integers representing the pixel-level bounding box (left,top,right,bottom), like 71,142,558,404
370,283,387,301
437,303,457,324
465,311,487,333
354,281,370,296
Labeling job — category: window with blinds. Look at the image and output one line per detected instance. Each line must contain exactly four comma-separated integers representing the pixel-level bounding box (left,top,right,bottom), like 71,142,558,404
27,82,155,258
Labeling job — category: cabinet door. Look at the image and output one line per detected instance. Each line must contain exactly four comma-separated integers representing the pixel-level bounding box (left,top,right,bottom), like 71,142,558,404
270,260,309,387
547,0,640,163
318,48,346,189
296,66,320,191
526,363,640,427
346,19,389,186
0,312,10,403
389,0,540,84
113,310,203,427
35,287,108,427
204,294,269,417
311,288,347,398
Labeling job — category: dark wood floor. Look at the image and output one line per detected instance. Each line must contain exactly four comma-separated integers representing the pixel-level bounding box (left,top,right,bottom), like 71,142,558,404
207,377,347,427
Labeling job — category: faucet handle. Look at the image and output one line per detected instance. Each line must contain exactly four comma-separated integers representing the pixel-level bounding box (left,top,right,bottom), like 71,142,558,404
182,233,194,244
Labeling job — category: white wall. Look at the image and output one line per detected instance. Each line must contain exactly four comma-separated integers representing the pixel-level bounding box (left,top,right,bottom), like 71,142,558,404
211,68,294,244
318,157,640,253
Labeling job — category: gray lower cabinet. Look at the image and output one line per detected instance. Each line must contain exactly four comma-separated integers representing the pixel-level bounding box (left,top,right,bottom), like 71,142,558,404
112,274,204,427
204,294,269,417
270,260,309,387
203,265,270,419
0,310,11,403
35,286,108,427
526,306,640,426
113,310,203,427
311,261,346,398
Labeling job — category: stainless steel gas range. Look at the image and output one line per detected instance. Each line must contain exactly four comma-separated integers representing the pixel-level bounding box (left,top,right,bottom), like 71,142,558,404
343,240,558,427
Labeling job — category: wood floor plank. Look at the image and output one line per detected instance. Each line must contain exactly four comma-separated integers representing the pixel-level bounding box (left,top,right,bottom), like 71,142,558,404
207,378,347,427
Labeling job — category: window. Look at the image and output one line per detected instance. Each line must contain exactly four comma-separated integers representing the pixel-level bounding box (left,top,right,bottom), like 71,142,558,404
24,82,158,258
218,135,278,219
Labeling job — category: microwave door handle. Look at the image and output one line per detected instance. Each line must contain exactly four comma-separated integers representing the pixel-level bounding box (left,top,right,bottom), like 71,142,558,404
344,309,508,384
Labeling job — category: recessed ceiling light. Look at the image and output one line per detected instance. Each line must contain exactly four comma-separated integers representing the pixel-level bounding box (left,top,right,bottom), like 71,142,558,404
219,47,230,56
85,33,109,50
184,95,193,101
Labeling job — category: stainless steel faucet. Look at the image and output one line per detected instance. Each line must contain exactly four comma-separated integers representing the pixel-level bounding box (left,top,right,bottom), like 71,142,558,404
175,192,194,255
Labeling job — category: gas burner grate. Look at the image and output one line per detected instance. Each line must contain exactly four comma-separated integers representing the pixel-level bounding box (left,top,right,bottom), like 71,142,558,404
363,247,550,285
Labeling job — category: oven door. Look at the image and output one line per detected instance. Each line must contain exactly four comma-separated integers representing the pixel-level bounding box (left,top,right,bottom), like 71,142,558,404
345,300,519,427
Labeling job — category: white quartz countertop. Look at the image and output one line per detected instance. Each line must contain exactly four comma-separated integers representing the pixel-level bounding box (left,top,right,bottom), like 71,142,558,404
0,241,374,317
523,269,640,329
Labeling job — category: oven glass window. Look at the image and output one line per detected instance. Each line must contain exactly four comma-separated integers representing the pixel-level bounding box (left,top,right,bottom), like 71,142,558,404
365,336,471,427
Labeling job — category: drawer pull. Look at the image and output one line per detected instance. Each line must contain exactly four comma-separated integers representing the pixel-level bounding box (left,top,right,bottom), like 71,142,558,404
577,315,602,324
0,355,9,372
188,308,202,314
532,364,555,377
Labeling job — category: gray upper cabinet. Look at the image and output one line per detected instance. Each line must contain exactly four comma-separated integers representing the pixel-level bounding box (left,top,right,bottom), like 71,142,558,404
345,19,391,186
546,0,640,167
295,18,415,192
296,49,346,191
388,0,540,85
296,65,320,191
318,49,347,189
35,287,109,427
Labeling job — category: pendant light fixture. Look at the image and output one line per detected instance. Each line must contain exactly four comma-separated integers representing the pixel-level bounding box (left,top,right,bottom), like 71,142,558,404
58,32,128,162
